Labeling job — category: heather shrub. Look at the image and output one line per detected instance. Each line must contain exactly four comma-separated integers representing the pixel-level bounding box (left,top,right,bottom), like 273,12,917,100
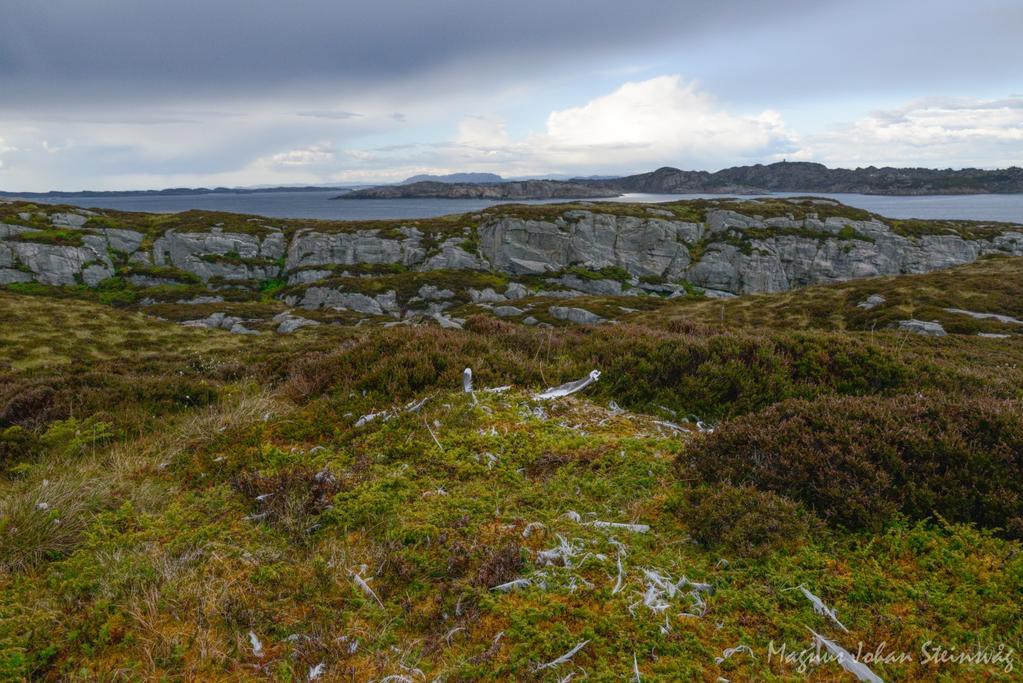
0,426,39,473
672,484,822,558
271,323,916,421
679,394,1023,535
232,465,343,540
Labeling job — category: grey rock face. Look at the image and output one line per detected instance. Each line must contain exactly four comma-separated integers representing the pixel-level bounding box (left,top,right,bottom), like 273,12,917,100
286,228,425,271
504,282,531,299
686,244,790,294
418,285,456,300
469,287,506,303
273,311,321,334
549,306,606,324
82,264,114,287
7,241,112,286
298,287,399,316
128,275,181,287
944,308,1023,325
493,305,525,318
684,217,1020,295
858,294,887,310
895,319,947,336
3,204,1021,302
0,224,34,239
153,230,283,283
99,228,146,254
178,295,225,305
550,275,626,296
181,312,259,335
0,268,33,285
0,243,14,268
479,211,700,278
49,212,90,228
431,312,464,329
288,269,334,286
540,289,587,299
419,238,488,271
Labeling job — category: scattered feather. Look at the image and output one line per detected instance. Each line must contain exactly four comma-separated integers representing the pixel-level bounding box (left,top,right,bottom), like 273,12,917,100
808,628,884,682
350,568,384,607
534,370,601,400
355,410,387,428
248,631,263,658
715,644,754,665
492,578,532,592
522,521,545,538
612,549,625,594
537,534,584,567
793,585,849,632
535,640,589,671
589,520,650,533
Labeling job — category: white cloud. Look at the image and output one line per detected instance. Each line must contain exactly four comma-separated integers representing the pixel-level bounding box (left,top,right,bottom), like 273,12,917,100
342,76,800,178
534,75,797,168
270,144,335,167
804,97,1023,168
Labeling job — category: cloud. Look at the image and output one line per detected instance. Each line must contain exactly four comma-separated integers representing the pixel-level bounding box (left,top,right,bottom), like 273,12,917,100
0,0,828,107
536,75,796,168
296,110,362,121
804,97,1023,167
331,76,800,179
270,144,335,167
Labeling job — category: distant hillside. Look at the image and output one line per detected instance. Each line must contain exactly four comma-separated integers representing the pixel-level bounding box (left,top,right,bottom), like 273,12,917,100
347,162,1023,200
0,185,352,199
598,162,1023,195
338,179,620,200
401,172,503,184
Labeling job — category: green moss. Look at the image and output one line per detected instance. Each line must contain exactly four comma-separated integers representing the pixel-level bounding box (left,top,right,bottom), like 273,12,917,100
8,229,85,247
1,277,1023,679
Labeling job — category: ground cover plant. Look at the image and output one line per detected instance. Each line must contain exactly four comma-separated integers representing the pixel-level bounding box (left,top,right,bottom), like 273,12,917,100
1,250,1022,681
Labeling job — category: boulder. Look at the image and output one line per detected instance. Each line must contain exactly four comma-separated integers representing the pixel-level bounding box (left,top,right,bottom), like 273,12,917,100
504,282,531,299
418,284,456,300
895,319,947,336
857,294,886,310
549,306,606,324
273,311,321,334
469,287,506,303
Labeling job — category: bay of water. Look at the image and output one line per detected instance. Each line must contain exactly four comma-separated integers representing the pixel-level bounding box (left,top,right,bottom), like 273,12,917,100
28,189,1023,223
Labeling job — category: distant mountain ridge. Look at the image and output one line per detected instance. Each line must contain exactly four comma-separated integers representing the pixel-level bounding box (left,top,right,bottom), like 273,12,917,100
591,162,1023,195
0,185,353,199
344,162,1023,200
6,162,1022,200
401,172,503,184
339,179,619,200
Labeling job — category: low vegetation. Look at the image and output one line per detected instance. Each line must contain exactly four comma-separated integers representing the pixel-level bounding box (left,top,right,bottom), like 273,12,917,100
1,216,1022,679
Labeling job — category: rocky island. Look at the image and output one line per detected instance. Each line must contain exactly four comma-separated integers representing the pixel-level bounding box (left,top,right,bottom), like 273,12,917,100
337,179,621,200
340,162,1023,199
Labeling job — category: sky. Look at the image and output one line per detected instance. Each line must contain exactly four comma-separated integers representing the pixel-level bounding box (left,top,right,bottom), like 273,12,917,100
1,0,1021,191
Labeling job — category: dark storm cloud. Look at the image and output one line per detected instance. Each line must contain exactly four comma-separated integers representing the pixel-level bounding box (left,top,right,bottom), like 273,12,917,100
0,0,829,105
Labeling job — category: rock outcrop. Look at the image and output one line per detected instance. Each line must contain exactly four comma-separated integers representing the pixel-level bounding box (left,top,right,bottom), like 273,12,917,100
2,202,1022,306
